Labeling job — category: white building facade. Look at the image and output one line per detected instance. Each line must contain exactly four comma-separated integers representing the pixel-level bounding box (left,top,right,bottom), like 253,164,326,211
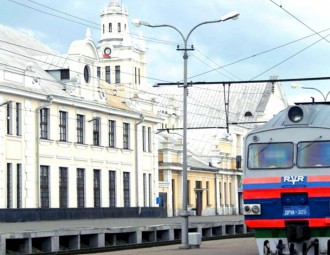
0,0,161,211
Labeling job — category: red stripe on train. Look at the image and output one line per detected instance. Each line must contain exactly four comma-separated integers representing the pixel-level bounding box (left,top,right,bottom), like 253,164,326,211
243,188,330,199
245,218,330,228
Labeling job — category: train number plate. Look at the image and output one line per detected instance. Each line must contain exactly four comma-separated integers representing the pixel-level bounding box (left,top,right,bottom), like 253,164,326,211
283,206,310,217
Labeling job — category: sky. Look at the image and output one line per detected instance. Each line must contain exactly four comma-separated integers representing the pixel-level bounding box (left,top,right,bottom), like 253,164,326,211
2,0,330,104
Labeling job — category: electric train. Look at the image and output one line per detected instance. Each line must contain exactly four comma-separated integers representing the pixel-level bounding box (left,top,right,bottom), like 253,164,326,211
243,102,330,255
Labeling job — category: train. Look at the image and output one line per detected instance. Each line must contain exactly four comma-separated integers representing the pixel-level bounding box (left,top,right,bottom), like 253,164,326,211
243,102,330,255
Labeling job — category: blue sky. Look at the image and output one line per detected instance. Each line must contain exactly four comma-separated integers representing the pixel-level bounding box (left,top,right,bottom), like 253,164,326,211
2,0,330,103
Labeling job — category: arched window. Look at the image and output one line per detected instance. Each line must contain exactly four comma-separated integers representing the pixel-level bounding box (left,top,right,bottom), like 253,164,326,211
84,65,90,83
244,111,253,117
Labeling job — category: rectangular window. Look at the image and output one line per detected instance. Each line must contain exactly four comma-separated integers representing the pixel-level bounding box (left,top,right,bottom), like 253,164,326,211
59,111,67,141
142,126,146,152
59,167,68,208
123,172,130,207
143,173,147,206
134,67,137,84
109,23,112,32
60,69,70,80
7,101,12,135
248,142,294,169
148,127,152,152
97,67,101,78
123,122,130,149
138,68,141,84
17,164,22,208
77,114,84,144
108,120,116,148
40,165,49,208
77,168,85,208
105,66,111,83
297,141,330,168
40,108,49,139
7,163,12,208
109,170,116,207
115,65,120,83
118,23,121,32
149,174,152,206
93,118,100,146
187,180,190,205
206,181,210,205
94,169,101,207
16,102,22,135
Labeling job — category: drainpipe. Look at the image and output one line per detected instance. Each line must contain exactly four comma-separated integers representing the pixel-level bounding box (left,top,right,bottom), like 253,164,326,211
35,95,53,208
135,114,144,208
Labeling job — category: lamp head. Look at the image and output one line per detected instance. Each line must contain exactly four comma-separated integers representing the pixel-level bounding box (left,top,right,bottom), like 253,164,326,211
291,84,302,89
220,11,240,22
131,19,150,27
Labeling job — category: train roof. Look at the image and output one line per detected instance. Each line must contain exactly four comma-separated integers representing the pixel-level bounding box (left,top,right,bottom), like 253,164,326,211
249,102,330,133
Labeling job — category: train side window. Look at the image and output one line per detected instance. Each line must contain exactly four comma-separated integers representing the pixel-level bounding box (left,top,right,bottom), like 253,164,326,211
248,142,294,169
297,141,330,167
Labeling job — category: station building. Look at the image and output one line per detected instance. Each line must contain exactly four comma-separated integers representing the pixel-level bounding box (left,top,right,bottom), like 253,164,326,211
0,0,288,218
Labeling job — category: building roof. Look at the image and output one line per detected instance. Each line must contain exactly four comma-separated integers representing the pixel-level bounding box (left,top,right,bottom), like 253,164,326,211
0,25,69,98
149,78,288,156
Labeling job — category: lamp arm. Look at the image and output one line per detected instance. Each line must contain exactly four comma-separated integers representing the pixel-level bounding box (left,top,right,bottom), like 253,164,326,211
186,20,221,42
302,87,326,101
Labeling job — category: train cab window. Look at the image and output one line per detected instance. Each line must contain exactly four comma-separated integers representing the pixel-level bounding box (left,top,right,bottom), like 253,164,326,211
297,141,330,167
248,142,294,169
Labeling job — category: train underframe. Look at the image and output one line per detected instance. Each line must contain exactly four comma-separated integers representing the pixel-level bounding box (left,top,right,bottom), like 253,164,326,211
254,223,330,255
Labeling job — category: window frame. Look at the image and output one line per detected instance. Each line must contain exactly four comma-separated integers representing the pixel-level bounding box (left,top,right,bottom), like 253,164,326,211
123,122,130,150
59,167,68,208
16,102,22,136
93,118,101,146
105,66,111,84
77,168,85,208
76,114,85,144
247,142,294,170
40,165,50,208
109,170,116,207
108,120,116,148
115,65,120,83
94,169,101,207
59,111,68,142
40,108,49,139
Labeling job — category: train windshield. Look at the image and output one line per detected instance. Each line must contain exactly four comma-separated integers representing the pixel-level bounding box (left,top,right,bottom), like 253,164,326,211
297,141,330,167
248,142,294,169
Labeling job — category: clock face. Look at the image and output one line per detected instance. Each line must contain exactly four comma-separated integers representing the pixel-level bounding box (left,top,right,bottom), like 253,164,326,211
104,47,111,55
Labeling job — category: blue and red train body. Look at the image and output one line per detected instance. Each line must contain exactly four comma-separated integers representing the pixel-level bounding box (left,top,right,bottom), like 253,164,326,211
243,103,330,255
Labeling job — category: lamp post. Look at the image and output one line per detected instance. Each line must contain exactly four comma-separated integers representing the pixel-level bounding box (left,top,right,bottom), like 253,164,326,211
132,12,239,248
291,84,330,101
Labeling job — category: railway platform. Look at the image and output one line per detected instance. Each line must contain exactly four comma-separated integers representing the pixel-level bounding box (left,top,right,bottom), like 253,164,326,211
0,215,247,254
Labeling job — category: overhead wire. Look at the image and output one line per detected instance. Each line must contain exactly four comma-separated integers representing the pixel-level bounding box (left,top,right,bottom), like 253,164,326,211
8,0,330,86
250,34,330,80
249,0,330,80
6,0,330,129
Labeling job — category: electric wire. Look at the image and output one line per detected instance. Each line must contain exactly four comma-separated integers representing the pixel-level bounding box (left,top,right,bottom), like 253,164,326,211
269,0,330,44
250,34,330,80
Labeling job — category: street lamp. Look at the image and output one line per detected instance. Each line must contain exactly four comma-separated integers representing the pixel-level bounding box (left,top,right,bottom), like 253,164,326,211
291,83,330,101
132,12,239,248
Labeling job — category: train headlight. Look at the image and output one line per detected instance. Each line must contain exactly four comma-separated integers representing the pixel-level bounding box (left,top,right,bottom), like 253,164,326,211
251,205,260,214
288,106,303,123
244,205,251,214
243,204,261,215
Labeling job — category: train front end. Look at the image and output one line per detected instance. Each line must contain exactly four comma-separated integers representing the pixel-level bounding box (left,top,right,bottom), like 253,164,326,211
243,103,330,255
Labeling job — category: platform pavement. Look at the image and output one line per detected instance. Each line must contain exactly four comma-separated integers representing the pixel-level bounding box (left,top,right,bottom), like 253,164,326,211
0,215,244,233
85,237,258,255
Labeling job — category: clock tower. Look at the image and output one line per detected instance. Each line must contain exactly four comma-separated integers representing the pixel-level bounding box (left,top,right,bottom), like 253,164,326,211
98,0,146,94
